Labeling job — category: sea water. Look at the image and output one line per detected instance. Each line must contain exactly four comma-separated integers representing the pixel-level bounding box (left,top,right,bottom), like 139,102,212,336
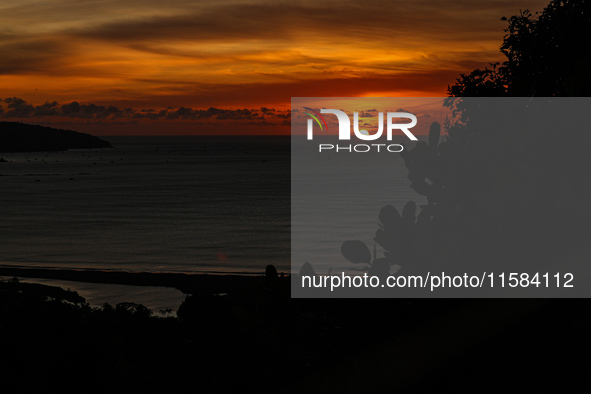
0,135,424,276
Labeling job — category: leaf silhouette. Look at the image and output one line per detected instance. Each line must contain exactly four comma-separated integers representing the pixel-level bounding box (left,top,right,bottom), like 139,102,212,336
341,240,371,264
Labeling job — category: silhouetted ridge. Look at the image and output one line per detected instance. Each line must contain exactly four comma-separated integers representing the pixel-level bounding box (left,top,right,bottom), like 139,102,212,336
0,121,112,152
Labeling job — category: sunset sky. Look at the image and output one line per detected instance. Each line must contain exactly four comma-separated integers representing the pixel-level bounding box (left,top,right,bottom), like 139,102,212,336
0,0,551,134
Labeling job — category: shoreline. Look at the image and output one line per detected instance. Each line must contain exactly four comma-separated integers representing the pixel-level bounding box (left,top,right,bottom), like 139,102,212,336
16,277,187,315
0,265,284,295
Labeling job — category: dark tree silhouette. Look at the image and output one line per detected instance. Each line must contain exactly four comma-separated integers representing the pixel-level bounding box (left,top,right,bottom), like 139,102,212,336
345,0,591,280
448,0,591,98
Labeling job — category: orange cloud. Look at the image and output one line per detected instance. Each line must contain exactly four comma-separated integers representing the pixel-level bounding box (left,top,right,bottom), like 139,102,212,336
0,0,552,133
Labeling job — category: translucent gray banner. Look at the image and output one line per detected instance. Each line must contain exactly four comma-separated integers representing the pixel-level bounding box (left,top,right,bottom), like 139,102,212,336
292,97,591,297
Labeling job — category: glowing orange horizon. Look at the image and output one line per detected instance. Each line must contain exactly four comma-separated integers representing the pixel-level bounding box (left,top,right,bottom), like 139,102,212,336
0,0,551,134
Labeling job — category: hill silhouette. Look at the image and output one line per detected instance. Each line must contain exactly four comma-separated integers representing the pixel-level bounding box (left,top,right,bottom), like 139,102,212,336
0,121,111,152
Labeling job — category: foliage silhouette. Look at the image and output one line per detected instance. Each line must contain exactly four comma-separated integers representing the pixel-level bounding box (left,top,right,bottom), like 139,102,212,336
336,0,591,284
448,0,591,97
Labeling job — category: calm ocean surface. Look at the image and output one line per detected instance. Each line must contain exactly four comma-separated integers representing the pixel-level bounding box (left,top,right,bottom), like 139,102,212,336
1,135,424,276
0,136,289,274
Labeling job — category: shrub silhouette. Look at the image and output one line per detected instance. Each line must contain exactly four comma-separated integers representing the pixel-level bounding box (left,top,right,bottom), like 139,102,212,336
337,0,591,278
448,0,591,97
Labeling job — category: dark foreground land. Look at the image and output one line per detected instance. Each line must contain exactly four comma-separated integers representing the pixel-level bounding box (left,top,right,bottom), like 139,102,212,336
1,269,589,393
